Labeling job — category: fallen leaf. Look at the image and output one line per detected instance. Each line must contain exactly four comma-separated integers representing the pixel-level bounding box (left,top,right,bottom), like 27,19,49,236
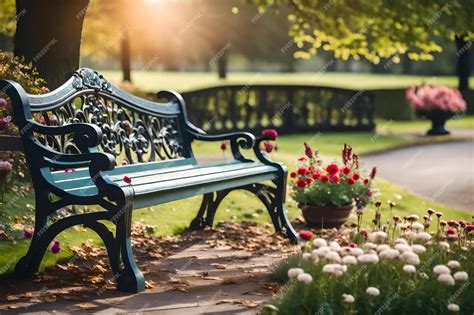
75,303,98,310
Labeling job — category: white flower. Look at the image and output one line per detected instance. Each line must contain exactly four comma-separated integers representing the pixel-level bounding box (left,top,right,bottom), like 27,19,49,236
376,244,391,252
368,231,388,243
297,272,313,284
410,244,426,254
395,244,413,252
433,265,451,275
350,248,365,256
302,253,312,260
313,238,327,248
325,251,341,263
415,232,431,241
437,274,455,286
403,231,417,239
358,253,379,264
366,287,380,296
329,241,341,252
379,249,400,259
453,271,469,281
363,242,378,250
316,246,331,257
400,252,420,265
322,264,346,276
311,249,320,260
412,222,424,231
342,294,355,303
403,264,416,274
288,268,304,279
447,303,460,312
438,241,450,250
395,238,408,245
419,272,429,279
447,260,461,269
342,255,358,265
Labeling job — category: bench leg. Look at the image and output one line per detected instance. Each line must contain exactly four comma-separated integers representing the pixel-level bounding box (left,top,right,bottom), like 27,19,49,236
189,190,230,231
115,208,145,293
273,178,299,244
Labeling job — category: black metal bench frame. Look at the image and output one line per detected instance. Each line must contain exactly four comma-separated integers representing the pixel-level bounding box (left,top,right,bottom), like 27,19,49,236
1,68,297,292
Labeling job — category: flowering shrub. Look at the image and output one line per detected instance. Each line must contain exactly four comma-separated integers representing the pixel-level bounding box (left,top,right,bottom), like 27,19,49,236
290,144,375,208
265,209,474,314
406,85,467,113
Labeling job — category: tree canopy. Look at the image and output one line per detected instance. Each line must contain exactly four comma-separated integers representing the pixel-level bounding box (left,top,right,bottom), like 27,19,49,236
250,0,473,64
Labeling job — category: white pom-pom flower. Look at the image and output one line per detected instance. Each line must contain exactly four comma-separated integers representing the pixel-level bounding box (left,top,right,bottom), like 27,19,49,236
358,253,379,264
313,238,327,248
302,252,312,260
329,241,341,252
366,287,380,296
287,268,304,279
350,247,364,256
376,244,391,252
453,271,468,281
447,303,460,312
379,249,400,259
400,251,420,265
403,264,416,274
447,260,461,269
325,251,341,263
297,272,313,284
342,255,358,265
368,231,387,243
415,232,431,241
395,244,413,252
412,222,424,231
342,294,355,303
437,274,455,286
433,265,451,275
395,238,408,245
410,244,426,254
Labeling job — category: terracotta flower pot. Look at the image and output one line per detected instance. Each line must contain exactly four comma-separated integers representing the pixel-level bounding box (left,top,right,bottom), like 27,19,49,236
299,204,354,229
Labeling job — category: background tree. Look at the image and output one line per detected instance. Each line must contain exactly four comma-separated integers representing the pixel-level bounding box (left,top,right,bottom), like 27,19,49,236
14,0,89,88
251,0,473,90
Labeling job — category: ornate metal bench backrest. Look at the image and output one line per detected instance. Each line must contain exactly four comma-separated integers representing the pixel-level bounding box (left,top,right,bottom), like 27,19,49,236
10,68,194,166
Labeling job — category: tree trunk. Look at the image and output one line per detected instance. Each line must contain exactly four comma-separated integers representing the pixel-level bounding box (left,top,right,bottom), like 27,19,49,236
121,28,132,82
217,53,227,79
14,0,89,89
455,35,471,91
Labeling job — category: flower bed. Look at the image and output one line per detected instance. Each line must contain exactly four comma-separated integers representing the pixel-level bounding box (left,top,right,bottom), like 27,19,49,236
263,209,474,314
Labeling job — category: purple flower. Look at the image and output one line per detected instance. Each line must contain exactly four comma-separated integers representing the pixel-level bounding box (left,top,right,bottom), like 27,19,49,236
51,240,61,254
23,230,33,239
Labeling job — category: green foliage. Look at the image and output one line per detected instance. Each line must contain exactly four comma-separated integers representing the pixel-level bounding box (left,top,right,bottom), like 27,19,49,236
251,0,474,64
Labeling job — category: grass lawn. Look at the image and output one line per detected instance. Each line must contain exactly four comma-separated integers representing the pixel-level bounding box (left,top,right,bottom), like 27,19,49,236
99,71,473,93
0,128,472,275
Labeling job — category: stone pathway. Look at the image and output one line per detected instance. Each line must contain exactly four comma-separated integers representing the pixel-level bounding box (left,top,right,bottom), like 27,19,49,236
0,223,296,314
363,140,474,211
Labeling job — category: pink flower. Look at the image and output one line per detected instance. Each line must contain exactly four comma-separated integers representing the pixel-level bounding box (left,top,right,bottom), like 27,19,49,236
0,161,12,171
299,230,313,240
261,129,278,140
51,240,61,253
0,98,7,108
264,141,274,153
406,85,467,113
123,176,132,184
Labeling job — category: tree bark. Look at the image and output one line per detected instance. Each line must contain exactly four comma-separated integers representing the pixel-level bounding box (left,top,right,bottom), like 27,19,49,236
455,35,471,91
121,28,132,82
14,0,89,89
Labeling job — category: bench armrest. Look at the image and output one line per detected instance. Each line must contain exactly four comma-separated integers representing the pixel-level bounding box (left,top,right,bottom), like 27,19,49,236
188,128,255,161
27,120,103,153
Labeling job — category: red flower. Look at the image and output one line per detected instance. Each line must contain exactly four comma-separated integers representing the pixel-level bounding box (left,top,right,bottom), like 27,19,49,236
220,142,227,151
320,175,329,183
261,129,278,140
296,179,306,188
361,229,368,239
297,168,307,176
330,175,340,183
298,156,307,161
311,172,320,179
123,176,132,184
440,220,447,227
326,164,339,175
305,178,313,185
427,208,435,215
308,166,315,171
370,167,377,179
304,142,313,159
341,166,351,174
446,227,457,235
348,242,358,248
264,141,274,153
465,224,474,232
290,172,297,178
447,220,458,227
367,189,373,197
436,212,443,218
299,230,313,240
363,178,369,185
352,173,360,180
347,178,355,185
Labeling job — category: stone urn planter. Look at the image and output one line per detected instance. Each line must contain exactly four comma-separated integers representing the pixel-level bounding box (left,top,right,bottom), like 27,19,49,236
299,204,354,228
416,110,454,136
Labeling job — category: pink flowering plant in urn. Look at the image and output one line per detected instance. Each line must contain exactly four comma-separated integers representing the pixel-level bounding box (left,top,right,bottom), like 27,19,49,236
406,85,467,135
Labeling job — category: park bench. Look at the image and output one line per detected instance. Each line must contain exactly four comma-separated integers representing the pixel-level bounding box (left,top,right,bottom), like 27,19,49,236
0,68,297,292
